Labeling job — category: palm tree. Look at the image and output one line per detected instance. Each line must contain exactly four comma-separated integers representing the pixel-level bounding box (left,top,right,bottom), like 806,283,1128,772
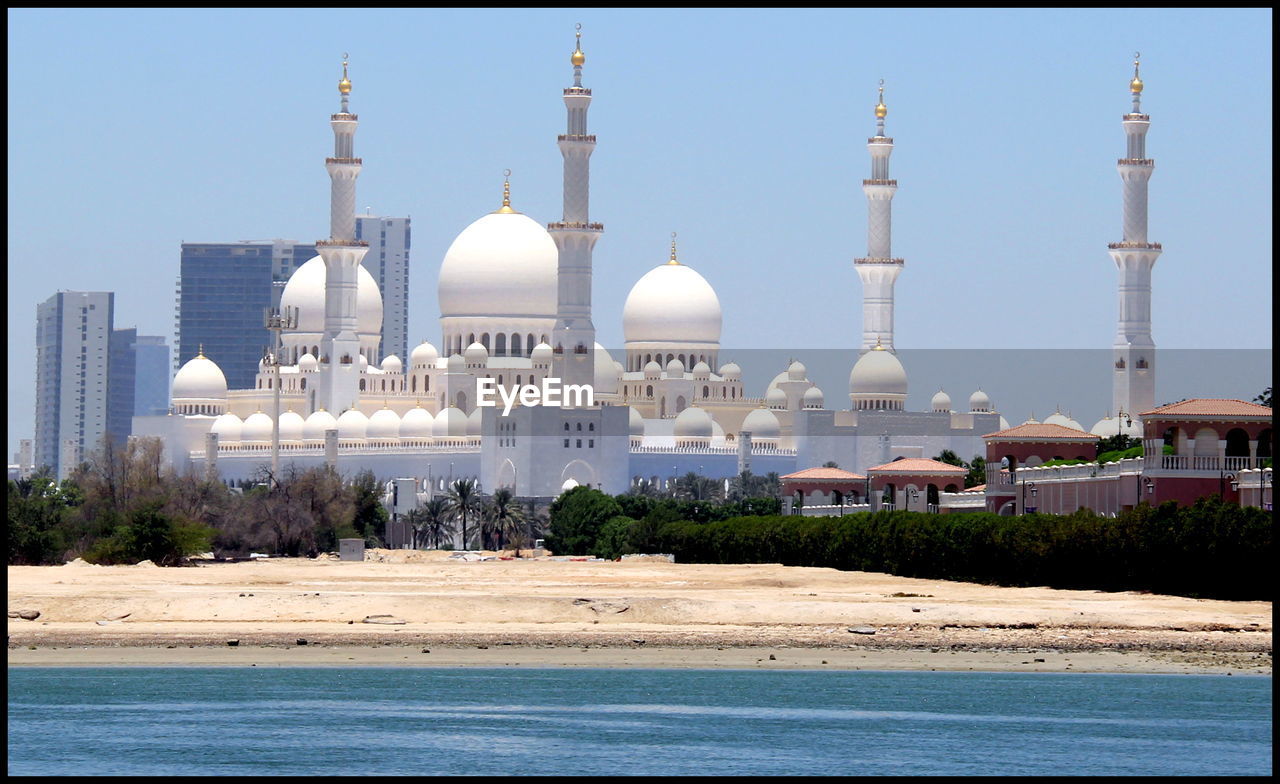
413,497,453,549
627,478,661,498
486,487,526,552
445,478,481,550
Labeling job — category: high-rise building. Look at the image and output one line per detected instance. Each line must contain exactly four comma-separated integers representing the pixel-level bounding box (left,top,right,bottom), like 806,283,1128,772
175,242,276,390
34,291,114,478
133,334,171,416
108,327,138,447
356,214,410,363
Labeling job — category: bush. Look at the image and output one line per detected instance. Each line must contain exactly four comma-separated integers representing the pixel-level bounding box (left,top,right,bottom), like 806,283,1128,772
652,499,1271,600
545,486,623,556
82,502,214,566
593,515,639,560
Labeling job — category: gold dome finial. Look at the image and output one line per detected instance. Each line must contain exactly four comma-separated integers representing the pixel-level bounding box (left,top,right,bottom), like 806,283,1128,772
872,337,885,351
875,79,887,119
571,23,586,67
1130,52,1143,94
339,52,352,95
668,232,680,265
197,343,205,358
495,169,516,214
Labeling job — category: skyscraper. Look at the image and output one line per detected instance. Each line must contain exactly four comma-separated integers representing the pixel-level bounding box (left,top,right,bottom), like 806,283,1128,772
34,291,114,478
132,334,171,417
175,242,275,390
108,327,137,447
356,214,410,363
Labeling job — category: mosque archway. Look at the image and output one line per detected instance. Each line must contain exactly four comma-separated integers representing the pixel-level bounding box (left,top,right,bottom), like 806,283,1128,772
1257,428,1273,459
497,459,517,490
1225,428,1250,457
560,459,597,490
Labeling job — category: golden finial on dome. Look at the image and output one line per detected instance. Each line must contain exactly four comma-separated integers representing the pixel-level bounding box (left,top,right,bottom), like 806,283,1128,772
1130,52,1143,94
495,169,517,214
668,232,680,265
339,52,352,95
197,344,205,358
872,337,885,351
571,23,585,67
875,79,887,119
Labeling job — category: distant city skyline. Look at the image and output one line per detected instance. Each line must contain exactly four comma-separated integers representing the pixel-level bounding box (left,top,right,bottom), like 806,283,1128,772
7,8,1272,459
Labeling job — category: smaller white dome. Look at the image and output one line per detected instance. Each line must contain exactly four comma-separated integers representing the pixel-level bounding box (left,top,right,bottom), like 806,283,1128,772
628,406,645,437
336,408,369,440
358,354,369,370
787,360,807,381
298,352,318,372
531,342,553,362
466,407,483,436
593,343,620,395
561,478,580,492
278,410,306,442
803,386,825,409
1023,414,1041,425
446,354,465,372
303,409,338,441
173,354,228,402
241,411,274,443
210,413,242,442
766,388,787,410
673,406,713,439
999,415,1011,430
644,361,662,379
465,342,488,364
410,341,439,368
932,389,953,413
665,358,685,377
719,362,741,380
1091,414,1140,439
741,407,781,440
969,389,991,412
367,408,401,440
1044,411,1071,427
258,356,268,373
400,406,434,439
434,406,468,437
692,361,711,379
380,355,403,374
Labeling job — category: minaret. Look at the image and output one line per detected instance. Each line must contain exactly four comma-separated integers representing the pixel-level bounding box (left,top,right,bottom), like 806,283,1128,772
1108,53,1160,418
547,24,603,396
854,80,904,354
316,54,370,415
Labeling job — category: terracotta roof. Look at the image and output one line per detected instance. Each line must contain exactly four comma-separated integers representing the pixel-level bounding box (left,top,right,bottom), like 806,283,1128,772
982,423,1099,440
866,457,967,474
1140,398,1273,418
963,484,986,493
780,467,867,481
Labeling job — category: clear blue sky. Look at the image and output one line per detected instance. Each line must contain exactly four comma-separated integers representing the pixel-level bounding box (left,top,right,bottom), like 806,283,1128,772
6,8,1273,459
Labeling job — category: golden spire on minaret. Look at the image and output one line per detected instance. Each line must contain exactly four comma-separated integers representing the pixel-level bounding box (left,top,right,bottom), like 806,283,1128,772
339,52,352,95
668,232,680,265
571,23,586,67
1130,52,1143,94
875,79,887,119
495,169,517,214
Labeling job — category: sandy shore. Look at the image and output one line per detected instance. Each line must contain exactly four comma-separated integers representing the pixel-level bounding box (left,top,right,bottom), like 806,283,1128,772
7,551,1271,675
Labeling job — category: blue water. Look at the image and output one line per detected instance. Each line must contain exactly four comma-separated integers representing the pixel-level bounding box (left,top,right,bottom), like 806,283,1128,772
7,668,1271,776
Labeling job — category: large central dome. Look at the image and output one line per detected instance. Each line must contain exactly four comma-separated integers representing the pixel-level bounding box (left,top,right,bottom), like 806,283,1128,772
280,255,383,336
438,211,559,319
623,261,722,345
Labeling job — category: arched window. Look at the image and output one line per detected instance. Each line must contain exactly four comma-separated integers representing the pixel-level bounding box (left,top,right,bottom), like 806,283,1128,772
516,375,522,386
411,376,416,393
703,385,709,398
381,380,386,391
646,385,653,397
300,378,306,390
589,423,595,431
481,333,490,351
528,333,536,354
425,376,430,391
495,333,506,356
722,388,727,398
564,422,570,431
576,422,583,431
511,333,522,356
359,379,366,391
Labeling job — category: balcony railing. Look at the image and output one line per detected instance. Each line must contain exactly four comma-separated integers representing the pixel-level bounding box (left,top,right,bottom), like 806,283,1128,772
854,257,905,265
325,157,362,165
867,137,894,144
1107,241,1162,250
1117,158,1154,166
1155,454,1264,471
547,221,604,231
557,134,596,143
862,179,897,186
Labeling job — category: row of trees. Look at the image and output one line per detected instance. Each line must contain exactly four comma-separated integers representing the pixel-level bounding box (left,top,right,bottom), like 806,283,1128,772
9,437,387,566
399,481,545,554
625,470,782,503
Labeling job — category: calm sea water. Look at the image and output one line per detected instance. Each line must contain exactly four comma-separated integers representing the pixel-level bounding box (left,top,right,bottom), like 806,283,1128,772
7,667,1271,776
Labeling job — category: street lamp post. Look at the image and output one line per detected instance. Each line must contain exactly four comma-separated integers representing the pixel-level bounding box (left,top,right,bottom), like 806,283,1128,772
1262,470,1273,511
907,486,919,512
1023,482,1037,514
1220,470,1237,499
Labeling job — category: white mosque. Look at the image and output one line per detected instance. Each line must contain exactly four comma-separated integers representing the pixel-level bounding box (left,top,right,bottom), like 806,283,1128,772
135,34,1154,500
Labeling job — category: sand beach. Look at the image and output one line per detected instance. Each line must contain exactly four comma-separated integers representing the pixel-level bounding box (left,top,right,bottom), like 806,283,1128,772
7,550,1271,675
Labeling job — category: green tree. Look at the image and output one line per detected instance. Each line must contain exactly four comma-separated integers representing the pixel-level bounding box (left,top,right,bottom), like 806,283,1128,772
445,478,482,550
593,515,639,560
408,497,454,549
1255,386,1272,407
83,501,213,566
349,469,388,547
965,456,986,488
822,461,840,468
934,449,964,467
486,487,527,552
545,485,622,555
8,470,78,565
1097,433,1141,455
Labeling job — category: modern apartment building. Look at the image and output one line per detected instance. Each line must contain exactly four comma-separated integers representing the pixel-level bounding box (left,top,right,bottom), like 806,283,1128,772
356,214,410,363
34,291,114,478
